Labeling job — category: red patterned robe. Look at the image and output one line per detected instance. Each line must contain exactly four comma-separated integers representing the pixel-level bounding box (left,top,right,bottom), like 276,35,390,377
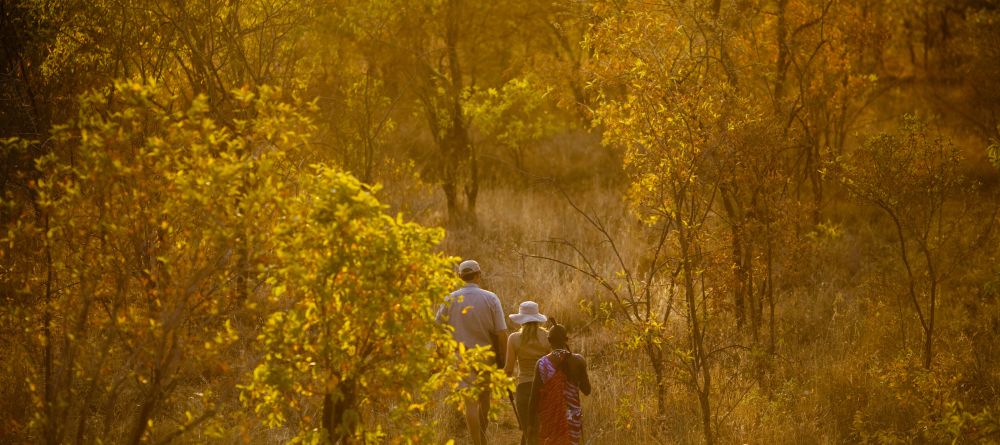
534,349,584,445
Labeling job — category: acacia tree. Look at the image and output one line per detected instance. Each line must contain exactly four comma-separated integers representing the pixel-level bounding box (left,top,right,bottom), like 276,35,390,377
840,116,981,370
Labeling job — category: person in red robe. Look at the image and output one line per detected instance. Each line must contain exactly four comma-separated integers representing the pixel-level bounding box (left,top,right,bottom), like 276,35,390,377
527,323,591,445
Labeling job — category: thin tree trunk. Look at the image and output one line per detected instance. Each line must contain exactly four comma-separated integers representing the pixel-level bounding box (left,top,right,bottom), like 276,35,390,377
127,371,161,445
886,211,929,343
922,246,938,370
677,204,713,445
646,339,667,420
766,227,776,358
774,0,789,112
443,170,461,226
747,241,759,346
700,385,713,445
43,212,58,445
323,382,357,444
441,0,476,227
720,184,746,329
466,137,478,226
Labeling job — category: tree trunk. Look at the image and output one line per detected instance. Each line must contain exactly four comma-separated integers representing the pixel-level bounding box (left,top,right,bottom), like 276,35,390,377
765,229,776,358
922,247,938,370
43,213,59,445
888,212,931,368
645,339,667,420
719,184,746,329
443,172,462,226
323,382,358,444
441,119,476,227
747,241,760,346
465,137,478,226
699,384,713,445
439,0,477,227
677,205,713,445
774,0,789,112
732,224,747,330
923,322,934,370
127,370,161,445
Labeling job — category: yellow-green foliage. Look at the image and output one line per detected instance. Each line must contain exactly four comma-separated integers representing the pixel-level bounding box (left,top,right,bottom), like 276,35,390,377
12,80,316,443
4,0,1000,444
240,167,511,443
464,75,560,170
2,80,506,444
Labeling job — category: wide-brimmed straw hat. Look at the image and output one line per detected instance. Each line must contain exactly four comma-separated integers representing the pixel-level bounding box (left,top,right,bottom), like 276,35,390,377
509,301,547,325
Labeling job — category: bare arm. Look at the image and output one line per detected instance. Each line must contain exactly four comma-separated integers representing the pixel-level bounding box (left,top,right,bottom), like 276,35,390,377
504,333,519,375
493,329,509,368
528,362,543,432
488,295,508,367
573,355,592,396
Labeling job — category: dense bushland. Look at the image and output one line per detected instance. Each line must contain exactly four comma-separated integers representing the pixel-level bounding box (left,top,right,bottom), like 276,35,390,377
2,0,999,444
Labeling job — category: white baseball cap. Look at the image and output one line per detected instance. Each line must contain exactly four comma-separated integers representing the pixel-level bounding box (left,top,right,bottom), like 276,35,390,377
458,259,481,275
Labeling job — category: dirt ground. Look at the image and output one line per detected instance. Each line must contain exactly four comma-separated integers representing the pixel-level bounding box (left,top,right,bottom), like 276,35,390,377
447,402,524,445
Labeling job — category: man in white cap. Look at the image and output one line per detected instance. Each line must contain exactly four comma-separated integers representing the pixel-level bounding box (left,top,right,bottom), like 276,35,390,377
436,259,508,445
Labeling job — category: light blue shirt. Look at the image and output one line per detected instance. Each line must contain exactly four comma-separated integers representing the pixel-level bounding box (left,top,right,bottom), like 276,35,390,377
436,283,508,350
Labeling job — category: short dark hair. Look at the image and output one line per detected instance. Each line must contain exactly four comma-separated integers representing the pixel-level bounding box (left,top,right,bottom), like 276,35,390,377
548,324,568,346
460,271,480,281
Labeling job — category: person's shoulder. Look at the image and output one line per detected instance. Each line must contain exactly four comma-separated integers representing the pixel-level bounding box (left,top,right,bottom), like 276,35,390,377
489,292,503,306
448,285,476,299
572,353,587,366
474,288,501,304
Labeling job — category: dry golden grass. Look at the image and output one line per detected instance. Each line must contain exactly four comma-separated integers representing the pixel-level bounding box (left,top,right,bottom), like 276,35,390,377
414,182,657,444
417,180,718,444
403,169,1000,444
165,131,996,444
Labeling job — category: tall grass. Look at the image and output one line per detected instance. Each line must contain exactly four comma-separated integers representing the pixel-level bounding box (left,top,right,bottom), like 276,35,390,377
410,167,999,444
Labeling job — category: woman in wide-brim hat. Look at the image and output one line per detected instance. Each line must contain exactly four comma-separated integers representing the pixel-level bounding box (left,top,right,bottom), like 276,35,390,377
504,301,550,445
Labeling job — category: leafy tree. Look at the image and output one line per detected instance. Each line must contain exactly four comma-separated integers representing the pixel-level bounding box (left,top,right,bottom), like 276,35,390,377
582,0,890,439
240,168,509,443
586,3,735,441
339,0,561,225
840,116,982,370
2,79,509,444
0,80,317,443
464,75,559,177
